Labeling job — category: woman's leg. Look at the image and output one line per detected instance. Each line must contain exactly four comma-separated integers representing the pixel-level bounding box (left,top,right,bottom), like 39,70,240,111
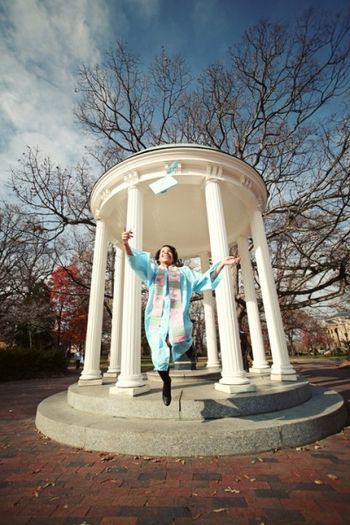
158,369,172,406
158,339,172,406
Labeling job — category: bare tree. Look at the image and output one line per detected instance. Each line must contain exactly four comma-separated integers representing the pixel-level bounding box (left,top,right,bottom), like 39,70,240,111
189,12,350,311
0,206,25,308
75,42,192,168
7,9,350,317
73,10,350,312
10,147,95,242
0,206,58,346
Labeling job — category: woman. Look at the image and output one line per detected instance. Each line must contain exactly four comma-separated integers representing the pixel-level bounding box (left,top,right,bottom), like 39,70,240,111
122,229,240,406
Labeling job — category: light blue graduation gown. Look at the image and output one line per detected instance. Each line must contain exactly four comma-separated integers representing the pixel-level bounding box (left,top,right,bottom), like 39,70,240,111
127,249,222,370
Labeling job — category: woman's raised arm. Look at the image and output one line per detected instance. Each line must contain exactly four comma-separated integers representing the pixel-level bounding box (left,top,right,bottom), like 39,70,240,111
122,229,134,256
210,255,240,280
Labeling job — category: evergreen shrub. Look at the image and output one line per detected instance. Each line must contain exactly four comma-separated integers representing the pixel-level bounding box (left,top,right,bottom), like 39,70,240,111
0,347,67,381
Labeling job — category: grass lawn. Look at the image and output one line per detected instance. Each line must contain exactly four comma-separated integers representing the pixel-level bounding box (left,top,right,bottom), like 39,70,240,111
98,353,349,374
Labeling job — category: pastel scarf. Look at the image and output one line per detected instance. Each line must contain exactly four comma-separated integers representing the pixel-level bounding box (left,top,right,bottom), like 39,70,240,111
150,266,186,343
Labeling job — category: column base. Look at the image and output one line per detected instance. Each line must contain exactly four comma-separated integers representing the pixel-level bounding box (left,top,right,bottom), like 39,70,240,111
103,370,119,378
270,364,298,382
219,372,250,385
78,378,103,386
79,369,102,381
249,366,271,376
270,372,298,382
116,374,147,388
206,362,221,369
109,385,150,397
214,382,256,394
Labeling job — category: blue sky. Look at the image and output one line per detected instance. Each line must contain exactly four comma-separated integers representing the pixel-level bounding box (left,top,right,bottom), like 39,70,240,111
0,0,349,194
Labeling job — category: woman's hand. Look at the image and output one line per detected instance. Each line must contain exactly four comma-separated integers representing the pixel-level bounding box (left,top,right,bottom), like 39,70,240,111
221,255,240,267
122,229,133,255
122,229,133,244
212,255,240,279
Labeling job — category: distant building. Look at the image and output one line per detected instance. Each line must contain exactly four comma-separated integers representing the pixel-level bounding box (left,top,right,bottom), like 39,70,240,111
321,317,350,349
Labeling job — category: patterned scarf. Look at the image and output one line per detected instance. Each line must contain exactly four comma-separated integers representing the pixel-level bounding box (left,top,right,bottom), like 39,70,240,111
150,266,186,343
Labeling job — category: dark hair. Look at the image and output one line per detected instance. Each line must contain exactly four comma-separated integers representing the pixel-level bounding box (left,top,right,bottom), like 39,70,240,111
154,244,183,267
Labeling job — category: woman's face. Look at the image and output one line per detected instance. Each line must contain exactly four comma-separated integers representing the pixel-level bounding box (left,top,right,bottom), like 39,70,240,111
159,246,174,266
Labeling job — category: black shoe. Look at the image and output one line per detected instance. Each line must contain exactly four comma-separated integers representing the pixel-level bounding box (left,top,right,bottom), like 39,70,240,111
158,370,172,406
162,377,172,406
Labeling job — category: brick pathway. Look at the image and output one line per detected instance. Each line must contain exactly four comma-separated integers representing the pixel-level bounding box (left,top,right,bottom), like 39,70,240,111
0,361,349,525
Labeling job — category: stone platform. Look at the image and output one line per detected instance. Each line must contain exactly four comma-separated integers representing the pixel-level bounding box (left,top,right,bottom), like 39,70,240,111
68,376,311,420
35,371,347,457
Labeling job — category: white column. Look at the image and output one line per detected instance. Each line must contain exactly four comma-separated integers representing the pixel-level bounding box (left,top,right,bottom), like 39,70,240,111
250,209,297,380
205,175,254,393
199,251,220,368
111,179,150,395
237,236,270,374
104,245,124,378
79,219,108,384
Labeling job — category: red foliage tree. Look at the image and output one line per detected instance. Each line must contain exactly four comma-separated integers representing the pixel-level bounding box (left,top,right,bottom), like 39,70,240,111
283,309,330,355
48,264,89,351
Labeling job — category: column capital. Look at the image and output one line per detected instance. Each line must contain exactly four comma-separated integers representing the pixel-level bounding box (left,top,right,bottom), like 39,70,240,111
253,208,263,221
93,215,108,226
95,190,112,219
124,170,140,188
205,164,223,183
241,178,265,211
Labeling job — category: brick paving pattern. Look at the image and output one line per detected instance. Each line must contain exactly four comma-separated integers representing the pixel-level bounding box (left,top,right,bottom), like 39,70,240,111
0,361,349,525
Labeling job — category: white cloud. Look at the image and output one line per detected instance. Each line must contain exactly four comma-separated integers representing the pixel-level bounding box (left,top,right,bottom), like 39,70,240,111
0,0,112,196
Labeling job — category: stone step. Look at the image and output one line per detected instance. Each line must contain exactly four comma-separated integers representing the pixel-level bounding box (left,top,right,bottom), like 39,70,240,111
35,385,347,457
67,379,312,420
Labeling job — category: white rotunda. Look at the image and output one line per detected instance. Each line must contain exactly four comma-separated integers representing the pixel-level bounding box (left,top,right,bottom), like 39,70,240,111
35,144,347,457
79,144,297,392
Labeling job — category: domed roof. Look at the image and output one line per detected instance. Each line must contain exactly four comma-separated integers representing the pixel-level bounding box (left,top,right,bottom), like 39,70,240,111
90,144,267,257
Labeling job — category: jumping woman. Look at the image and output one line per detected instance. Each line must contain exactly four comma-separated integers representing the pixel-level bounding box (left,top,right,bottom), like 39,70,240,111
122,229,240,406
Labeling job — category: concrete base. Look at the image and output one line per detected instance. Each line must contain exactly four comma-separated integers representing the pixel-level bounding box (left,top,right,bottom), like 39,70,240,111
214,382,257,394
36,385,347,457
78,378,103,386
249,367,271,376
35,374,347,457
109,385,150,396
271,372,298,381
103,371,119,378
67,377,311,419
